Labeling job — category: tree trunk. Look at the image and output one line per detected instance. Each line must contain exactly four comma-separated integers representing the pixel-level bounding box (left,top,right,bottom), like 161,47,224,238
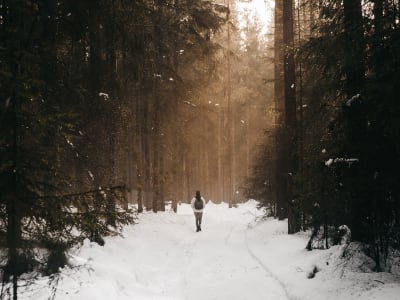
135,61,144,213
274,0,288,220
143,96,152,210
226,0,233,208
343,0,366,241
283,0,300,234
217,107,223,201
343,0,365,96
5,3,23,294
8,101,21,296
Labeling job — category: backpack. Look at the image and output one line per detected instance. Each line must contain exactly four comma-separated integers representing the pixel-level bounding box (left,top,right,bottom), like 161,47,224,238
194,197,204,210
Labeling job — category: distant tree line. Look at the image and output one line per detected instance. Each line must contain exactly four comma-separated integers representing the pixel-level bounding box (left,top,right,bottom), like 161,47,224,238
247,0,400,271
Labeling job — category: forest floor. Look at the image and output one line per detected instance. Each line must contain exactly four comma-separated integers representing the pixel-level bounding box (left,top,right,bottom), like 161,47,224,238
21,201,400,300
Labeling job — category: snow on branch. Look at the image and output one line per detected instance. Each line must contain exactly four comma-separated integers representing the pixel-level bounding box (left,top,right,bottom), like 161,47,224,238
325,158,359,167
99,92,110,100
345,94,360,107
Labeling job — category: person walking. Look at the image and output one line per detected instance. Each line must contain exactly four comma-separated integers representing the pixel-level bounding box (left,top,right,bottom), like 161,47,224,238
191,190,206,232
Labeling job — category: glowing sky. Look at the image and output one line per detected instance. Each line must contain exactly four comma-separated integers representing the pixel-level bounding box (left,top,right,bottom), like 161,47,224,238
235,0,275,46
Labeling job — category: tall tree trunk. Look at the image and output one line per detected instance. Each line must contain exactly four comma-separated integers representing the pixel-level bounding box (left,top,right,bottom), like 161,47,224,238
135,70,144,213
226,0,233,208
274,0,288,220
143,96,152,210
218,107,223,201
152,0,163,212
296,0,304,173
283,0,299,234
343,0,366,241
8,91,21,300
343,0,365,96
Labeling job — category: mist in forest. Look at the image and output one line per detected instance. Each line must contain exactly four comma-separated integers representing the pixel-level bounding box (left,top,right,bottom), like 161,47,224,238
173,0,275,204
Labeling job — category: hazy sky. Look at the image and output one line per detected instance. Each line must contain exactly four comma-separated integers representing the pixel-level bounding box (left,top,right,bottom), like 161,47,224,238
235,0,275,46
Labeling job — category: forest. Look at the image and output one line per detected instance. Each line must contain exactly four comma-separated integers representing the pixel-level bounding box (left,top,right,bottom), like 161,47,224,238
1,0,400,298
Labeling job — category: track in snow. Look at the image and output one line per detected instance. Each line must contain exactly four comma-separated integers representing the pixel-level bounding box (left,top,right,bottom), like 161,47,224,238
26,202,295,300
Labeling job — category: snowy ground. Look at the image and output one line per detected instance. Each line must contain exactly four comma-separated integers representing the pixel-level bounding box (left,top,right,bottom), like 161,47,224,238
21,201,400,300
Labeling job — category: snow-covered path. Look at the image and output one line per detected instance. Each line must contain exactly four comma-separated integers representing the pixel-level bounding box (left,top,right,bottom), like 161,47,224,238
85,201,289,300
25,201,287,300
179,208,289,300
26,201,400,300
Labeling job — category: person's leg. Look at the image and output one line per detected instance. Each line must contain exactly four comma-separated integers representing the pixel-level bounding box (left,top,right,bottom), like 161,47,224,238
198,212,203,231
195,213,200,231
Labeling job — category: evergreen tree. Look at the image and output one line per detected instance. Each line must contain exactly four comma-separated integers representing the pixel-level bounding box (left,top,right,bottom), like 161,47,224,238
288,0,400,269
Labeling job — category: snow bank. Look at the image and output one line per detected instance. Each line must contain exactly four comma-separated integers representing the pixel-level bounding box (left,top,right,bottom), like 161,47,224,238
246,218,400,300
